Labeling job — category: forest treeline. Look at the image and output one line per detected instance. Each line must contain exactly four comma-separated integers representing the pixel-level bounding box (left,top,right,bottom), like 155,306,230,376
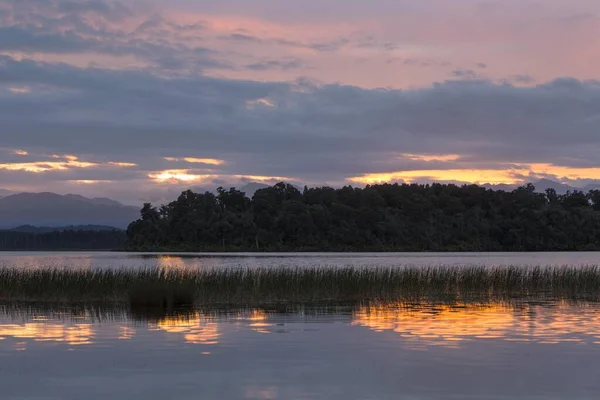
0,230,126,250
126,183,600,252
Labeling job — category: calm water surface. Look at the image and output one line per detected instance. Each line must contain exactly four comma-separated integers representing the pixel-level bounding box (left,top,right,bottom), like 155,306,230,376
2,252,599,398
1,301,600,399
1,251,600,269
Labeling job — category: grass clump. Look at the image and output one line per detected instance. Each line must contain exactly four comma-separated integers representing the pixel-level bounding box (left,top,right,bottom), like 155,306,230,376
0,265,600,307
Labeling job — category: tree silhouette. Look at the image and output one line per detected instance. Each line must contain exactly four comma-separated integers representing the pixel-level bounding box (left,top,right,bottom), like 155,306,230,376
125,183,600,252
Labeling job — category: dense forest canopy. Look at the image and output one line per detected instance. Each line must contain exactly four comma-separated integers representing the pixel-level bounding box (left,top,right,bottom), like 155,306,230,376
0,230,126,250
126,183,600,252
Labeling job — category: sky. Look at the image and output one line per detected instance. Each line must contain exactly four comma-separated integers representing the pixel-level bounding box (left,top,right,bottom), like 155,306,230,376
1,0,599,205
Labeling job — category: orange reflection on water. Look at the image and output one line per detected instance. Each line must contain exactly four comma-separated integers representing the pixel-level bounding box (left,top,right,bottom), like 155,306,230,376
354,303,516,349
243,310,273,334
155,313,220,345
0,323,94,346
8,255,93,271
119,326,136,340
353,302,600,349
244,386,279,399
13,341,27,351
527,304,600,345
156,255,186,270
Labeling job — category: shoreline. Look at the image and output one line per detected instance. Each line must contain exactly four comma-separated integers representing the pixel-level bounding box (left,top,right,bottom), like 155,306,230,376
3,249,600,254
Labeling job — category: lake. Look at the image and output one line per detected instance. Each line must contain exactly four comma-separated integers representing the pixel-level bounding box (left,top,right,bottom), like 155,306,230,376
2,252,600,399
1,300,600,399
2,251,600,270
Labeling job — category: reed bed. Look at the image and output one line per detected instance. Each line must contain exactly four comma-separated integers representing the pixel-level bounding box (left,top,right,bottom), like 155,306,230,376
1,266,600,307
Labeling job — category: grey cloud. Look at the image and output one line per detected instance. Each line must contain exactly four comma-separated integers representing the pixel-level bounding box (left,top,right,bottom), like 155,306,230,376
1,55,600,191
382,42,399,51
245,58,307,71
272,38,303,47
3,0,130,26
220,33,349,53
56,0,132,19
133,15,207,39
0,0,224,72
220,33,262,43
552,12,598,26
354,36,400,52
514,75,536,84
386,57,450,67
452,69,479,79
0,27,90,53
476,62,487,69
498,75,537,85
308,38,350,52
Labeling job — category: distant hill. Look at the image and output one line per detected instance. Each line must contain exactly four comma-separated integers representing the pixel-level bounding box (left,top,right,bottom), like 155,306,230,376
483,179,597,195
64,194,124,207
481,183,518,192
0,229,126,250
532,179,580,194
0,189,13,198
5,225,123,233
0,192,139,229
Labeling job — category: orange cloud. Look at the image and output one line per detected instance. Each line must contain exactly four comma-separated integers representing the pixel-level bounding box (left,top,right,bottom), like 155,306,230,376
7,87,30,94
108,162,138,167
0,160,95,173
183,158,224,166
232,174,294,183
246,98,275,108
400,153,461,162
69,180,112,185
0,156,138,173
164,157,225,166
148,170,294,184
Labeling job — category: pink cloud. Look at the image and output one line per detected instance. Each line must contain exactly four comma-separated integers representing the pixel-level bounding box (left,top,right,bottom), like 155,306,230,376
4,0,598,88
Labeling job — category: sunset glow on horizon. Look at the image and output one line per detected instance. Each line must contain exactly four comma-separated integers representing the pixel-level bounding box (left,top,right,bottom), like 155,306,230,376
148,170,214,183
347,163,600,186
148,168,296,186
